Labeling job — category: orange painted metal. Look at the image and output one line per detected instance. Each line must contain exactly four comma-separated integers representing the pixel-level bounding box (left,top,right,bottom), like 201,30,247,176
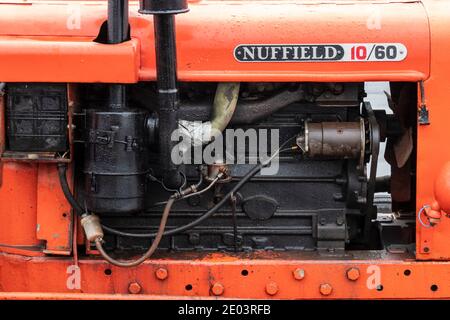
0,0,449,299
0,37,140,83
0,88,5,186
0,292,216,300
433,163,450,214
0,251,449,299
36,164,73,255
416,0,450,260
0,1,430,83
0,163,45,256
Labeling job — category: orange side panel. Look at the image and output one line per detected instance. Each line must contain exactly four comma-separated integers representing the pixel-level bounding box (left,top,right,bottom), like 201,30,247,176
167,0,430,82
36,164,72,255
416,0,450,260
1,0,450,300
0,163,44,255
0,37,140,83
0,1,431,83
0,251,449,299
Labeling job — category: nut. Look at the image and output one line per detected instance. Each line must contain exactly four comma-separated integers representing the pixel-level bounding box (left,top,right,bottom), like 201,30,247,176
211,282,225,296
319,283,333,296
265,282,279,296
155,268,168,280
128,282,142,294
293,268,305,280
346,267,360,281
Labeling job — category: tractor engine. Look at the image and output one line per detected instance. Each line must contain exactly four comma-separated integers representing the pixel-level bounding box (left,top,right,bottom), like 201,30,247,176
0,0,422,271
4,78,412,257
69,80,396,253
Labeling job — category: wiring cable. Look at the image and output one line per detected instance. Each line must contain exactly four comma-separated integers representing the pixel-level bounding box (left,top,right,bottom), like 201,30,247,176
58,136,296,240
100,135,297,238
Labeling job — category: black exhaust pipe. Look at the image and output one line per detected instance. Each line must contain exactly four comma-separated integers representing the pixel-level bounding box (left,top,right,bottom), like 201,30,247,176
139,0,189,189
83,0,151,214
108,0,129,110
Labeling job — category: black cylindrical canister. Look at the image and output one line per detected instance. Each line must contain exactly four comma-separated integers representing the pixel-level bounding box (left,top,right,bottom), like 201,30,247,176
84,109,150,213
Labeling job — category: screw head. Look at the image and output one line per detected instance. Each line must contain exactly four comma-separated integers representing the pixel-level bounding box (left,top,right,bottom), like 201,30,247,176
265,282,279,296
346,267,360,281
128,282,142,294
155,268,168,280
293,268,305,280
211,282,225,296
319,283,333,296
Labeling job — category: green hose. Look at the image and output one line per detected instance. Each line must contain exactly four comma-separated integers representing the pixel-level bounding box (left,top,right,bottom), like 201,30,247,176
210,82,240,138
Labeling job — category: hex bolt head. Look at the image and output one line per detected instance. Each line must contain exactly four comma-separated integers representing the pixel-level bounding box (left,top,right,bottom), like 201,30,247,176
346,267,360,281
156,268,168,280
211,282,225,296
265,282,279,296
128,282,142,294
293,268,305,280
319,283,333,296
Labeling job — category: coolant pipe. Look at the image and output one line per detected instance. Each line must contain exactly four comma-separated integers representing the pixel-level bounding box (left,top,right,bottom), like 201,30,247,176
177,86,305,125
211,82,240,135
178,82,240,146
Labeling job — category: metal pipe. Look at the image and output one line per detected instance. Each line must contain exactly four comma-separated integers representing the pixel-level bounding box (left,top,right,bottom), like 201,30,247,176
178,83,241,146
177,86,305,124
95,197,175,267
140,0,188,189
107,0,128,44
154,14,182,188
107,0,129,110
211,83,240,133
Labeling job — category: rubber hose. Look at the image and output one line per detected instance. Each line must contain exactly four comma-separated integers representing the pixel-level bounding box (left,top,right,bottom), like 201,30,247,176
211,82,240,134
57,164,84,216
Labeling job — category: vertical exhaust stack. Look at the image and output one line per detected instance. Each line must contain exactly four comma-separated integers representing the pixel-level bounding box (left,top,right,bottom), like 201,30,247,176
83,0,151,214
107,0,129,110
140,0,189,189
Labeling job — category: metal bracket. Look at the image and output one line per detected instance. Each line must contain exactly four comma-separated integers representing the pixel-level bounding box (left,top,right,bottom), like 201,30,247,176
316,209,347,251
418,81,430,125
418,104,430,125
89,129,140,151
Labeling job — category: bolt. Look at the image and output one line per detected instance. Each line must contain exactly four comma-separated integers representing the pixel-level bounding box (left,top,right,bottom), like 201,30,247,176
319,283,333,296
346,267,360,281
155,268,168,280
128,282,142,294
293,268,305,280
265,282,279,296
189,233,200,245
211,282,225,296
